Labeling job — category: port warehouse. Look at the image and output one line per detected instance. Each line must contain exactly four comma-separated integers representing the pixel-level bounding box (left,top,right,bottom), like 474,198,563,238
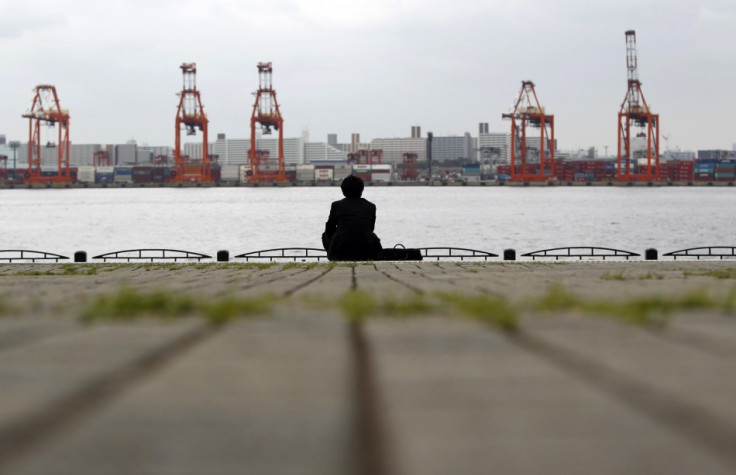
1,129,734,185
3,121,734,184
0,163,390,185
494,150,736,183
2,154,736,185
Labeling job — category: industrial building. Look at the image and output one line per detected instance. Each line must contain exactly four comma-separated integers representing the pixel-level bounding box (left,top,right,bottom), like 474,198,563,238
0,128,518,169
304,142,347,163
210,135,304,165
431,133,475,162
368,137,427,164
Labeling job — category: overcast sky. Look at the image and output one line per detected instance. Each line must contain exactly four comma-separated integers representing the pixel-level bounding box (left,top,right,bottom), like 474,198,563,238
2,0,735,153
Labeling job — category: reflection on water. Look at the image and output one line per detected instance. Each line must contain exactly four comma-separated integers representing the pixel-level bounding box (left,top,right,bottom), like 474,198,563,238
1,186,735,256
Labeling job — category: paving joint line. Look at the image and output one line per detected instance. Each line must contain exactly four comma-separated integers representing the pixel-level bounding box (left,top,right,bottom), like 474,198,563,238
236,266,317,293
348,320,394,475
373,263,424,295
0,324,220,472
282,265,336,296
510,330,736,468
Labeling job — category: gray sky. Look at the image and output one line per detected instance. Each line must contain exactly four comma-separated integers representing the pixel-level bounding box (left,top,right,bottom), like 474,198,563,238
2,0,735,153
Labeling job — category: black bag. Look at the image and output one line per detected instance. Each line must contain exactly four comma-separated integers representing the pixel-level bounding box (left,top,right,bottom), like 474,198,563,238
376,246,422,261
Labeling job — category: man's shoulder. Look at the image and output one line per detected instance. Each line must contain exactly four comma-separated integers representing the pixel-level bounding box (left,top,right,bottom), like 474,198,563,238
333,197,375,210
360,198,376,209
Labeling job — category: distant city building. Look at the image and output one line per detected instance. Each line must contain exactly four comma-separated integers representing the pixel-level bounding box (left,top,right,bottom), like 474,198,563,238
183,142,209,160
305,142,347,163
262,137,304,165
698,150,736,160
370,137,426,164
0,143,12,163
663,150,696,160
0,134,5,145
115,143,137,165
211,135,304,165
5,126,722,172
431,133,474,161
139,146,172,161
555,150,572,160
477,132,510,163
14,144,68,168
212,137,249,165
69,144,103,166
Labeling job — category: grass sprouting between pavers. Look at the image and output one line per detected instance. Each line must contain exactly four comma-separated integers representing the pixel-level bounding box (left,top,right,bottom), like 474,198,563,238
79,282,736,331
337,290,519,332
534,284,735,326
81,288,275,325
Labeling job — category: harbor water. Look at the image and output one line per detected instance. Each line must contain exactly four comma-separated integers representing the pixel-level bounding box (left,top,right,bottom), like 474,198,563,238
1,186,735,258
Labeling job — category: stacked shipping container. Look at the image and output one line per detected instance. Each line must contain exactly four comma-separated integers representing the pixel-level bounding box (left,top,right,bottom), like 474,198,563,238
10,157,736,185
660,161,694,182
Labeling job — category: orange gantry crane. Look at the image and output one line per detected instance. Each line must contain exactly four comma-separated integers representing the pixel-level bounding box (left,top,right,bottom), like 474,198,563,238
249,62,286,183
93,150,111,167
402,152,418,180
617,30,659,182
22,85,72,184
174,62,212,183
347,149,383,165
502,81,555,182
153,155,168,166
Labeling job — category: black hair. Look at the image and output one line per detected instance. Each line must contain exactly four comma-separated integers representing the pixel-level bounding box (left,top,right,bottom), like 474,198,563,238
341,174,364,199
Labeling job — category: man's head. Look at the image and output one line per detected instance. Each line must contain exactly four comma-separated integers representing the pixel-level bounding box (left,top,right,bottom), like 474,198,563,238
341,174,364,198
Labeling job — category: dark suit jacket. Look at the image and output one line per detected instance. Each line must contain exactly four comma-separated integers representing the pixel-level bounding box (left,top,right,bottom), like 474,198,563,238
322,197,382,261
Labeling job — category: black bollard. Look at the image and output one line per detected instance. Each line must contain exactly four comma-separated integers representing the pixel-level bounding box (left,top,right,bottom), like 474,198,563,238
503,249,516,261
217,250,230,262
74,251,87,263
645,248,658,261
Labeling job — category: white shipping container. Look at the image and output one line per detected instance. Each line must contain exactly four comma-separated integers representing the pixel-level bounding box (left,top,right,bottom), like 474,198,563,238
96,166,115,174
636,158,656,166
371,164,392,173
334,164,352,180
77,166,96,183
240,165,251,183
297,164,315,181
220,164,241,181
371,164,392,182
315,168,334,181
372,173,392,183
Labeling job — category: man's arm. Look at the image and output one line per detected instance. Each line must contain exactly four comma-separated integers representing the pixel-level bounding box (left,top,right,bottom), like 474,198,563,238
324,202,337,235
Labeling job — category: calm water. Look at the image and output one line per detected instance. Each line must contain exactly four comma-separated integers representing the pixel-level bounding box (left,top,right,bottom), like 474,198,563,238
1,186,735,257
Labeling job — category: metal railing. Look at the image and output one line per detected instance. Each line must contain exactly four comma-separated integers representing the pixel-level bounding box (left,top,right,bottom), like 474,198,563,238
522,246,640,261
92,249,211,262
663,246,736,260
234,248,329,262
8,245,736,264
0,250,69,263
417,247,498,261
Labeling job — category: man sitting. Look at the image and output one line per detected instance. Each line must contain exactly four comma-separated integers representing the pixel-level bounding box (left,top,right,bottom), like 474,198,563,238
322,175,382,261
